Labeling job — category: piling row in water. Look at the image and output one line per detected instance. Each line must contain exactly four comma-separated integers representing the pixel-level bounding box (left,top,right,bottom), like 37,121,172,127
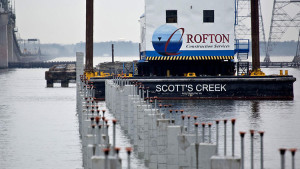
105,77,245,169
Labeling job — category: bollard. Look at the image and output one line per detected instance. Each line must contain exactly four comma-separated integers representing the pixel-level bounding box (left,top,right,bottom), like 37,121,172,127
216,120,219,155
290,148,297,169
169,110,173,124
250,130,255,169
103,148,110,169
280,148,286,169
202,123,206,143
258,131,264,169
240,132,246,169
106,124,110,147
154,96,157,112
224,119,227,156
112,119,117,154
231,119,236,157
195,123,199,144
187,115,191,134
194,116,198,124
98,125,102,145
102,110,106,118
115,147,121,158
126,147,132,169
181,115,185,133
208,123,212,143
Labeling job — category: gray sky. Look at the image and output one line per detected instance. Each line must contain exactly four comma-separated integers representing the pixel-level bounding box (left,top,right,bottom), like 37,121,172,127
14,0,299,44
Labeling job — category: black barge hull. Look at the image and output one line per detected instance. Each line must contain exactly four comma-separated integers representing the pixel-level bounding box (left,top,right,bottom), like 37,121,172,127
90,76,296,100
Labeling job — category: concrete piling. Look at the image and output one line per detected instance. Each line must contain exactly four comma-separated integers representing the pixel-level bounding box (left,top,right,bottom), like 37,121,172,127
79,77,297,169
258,131,264,169
240,131,246,169
224,119,227,156
250,130,255,169
231,119,236,157
280,148,286,169
216,120,219,155
202,123,206,143
290,148,297,169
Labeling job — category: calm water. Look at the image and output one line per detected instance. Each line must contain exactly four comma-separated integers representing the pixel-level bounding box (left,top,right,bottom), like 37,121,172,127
0,57,299,169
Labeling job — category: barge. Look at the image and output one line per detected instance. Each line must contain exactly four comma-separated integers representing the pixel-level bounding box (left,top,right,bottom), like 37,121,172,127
85,0,296,100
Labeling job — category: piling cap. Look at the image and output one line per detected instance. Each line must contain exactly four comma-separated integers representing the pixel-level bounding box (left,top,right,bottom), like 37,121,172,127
290,148,297,155
187,115,191,119
85,97,88,100
258,131,264,136
215,120,220,124
126,147,132,155
96,106,99,109
154,96,158,99
114,147,121,154
202,123,206,127
150,100,153,103
91,124,96,129
193,116,198,120
103,148,110,155
250,130,255,135
105,119,108,124
91,109,94,113
231,119,236,124
208,123,212,127
145,97,149,100
169,110,172,113
168,104,172,107
112,119,117,124
106,125,110,128
159,104,162,108
164,105,168,108
224,119,227,123
102,110,106,113
97,110,100,113
95,116,100,123
181,115,185,120
279,148,287,155
98,125,102,129
90,117,95,121
175,110,178,113
194,123,199,127
239,131,246,137
102,117,105,121
180,109,184,113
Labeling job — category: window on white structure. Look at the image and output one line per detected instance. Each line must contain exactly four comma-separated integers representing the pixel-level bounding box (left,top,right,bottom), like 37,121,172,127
203,10,214,23
166,10,177,23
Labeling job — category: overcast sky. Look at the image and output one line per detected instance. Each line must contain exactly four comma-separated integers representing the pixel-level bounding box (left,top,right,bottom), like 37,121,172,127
14,0,299,44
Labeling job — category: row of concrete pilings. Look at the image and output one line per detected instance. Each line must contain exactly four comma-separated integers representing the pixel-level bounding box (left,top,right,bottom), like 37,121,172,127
76,76,297,169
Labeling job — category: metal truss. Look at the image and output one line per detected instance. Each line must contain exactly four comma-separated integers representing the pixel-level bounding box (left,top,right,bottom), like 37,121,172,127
265,0,300,62
235,0,267,55
292,30,300,63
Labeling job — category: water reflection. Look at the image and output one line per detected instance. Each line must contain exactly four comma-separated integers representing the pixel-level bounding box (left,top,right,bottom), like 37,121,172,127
250,101,260,118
